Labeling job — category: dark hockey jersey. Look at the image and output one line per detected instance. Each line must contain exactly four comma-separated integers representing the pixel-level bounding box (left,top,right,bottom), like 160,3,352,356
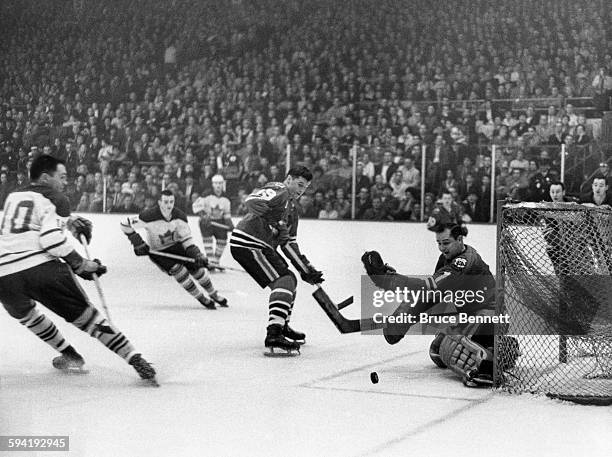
430,245,496,312
230,182,311,274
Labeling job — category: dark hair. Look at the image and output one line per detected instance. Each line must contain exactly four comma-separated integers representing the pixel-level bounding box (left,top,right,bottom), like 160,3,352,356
160,189,174,198
435,223,464,239
287,165,313,182
549,181,565,191
592,174,608,184
30,155,65,181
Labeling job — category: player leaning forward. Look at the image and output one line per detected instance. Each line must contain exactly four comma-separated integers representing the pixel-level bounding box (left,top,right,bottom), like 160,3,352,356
121,190,227,309
362,223,518,386
230,166,323,354
0,155,156,383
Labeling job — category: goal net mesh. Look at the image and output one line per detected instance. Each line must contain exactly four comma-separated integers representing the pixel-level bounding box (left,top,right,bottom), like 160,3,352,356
495,202,612,405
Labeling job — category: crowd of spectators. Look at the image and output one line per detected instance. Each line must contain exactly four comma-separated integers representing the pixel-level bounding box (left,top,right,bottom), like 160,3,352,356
1,0,611,222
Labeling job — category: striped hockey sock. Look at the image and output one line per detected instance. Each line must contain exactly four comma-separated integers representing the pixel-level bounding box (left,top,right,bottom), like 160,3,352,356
214,239,227,264
19,308,70,352
72,307,136,361
192,267,217,295
202,236,215,260
268,287,294,327
171,265,205,301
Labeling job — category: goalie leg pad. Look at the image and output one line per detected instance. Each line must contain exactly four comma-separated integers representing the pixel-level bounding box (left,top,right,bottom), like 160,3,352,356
438,334,494,386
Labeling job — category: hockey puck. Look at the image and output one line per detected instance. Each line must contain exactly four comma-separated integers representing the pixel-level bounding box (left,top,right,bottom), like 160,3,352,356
370,371,379,384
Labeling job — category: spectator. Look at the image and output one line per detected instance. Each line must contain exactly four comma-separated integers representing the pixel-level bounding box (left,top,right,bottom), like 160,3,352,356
318,201,339,220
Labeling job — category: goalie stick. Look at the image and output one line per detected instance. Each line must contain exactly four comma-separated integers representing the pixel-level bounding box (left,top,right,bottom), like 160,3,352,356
312,285,385,333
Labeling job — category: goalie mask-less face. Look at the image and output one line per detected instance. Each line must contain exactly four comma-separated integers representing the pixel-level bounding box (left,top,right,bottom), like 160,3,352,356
436,228,464,260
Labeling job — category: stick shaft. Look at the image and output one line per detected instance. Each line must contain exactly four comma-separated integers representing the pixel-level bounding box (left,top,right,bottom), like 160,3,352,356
211,221,232,230
79,235,113,324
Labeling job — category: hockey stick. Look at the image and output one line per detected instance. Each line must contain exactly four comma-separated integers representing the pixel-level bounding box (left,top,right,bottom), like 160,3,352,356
80,235,114,326
312,284,384,334
148,250,246,273
211,221,232,231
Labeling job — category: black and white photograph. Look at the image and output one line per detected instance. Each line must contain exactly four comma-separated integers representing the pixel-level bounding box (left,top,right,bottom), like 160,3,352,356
1,0,611,456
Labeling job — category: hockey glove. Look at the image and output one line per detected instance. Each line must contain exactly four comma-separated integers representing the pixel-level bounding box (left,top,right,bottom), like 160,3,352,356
361,251,397,276
63,251,107,280
127,232,150,256
199,213,212,228
68,216,93,244
185,245,208,268
301,266,324,285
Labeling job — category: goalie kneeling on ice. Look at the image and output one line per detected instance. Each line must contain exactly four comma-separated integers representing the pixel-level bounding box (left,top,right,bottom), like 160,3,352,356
419,312,510,324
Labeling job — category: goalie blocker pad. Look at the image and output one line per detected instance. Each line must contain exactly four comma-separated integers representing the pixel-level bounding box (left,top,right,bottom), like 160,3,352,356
438,334,494,387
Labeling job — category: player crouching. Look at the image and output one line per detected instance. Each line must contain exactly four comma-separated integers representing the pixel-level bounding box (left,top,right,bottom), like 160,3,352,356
362,223,519,387
192,175,234,271
0,155,156,384
121,190,227,309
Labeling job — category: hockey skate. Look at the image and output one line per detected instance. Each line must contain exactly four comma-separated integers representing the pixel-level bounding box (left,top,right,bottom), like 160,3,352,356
53,346,88,374
211,291,229,308
198,295,216,310
129,353,159,387
264,324,300,357
283,323,305,345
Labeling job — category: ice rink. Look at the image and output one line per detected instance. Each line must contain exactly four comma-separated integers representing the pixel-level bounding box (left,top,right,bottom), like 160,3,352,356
1,216,610,457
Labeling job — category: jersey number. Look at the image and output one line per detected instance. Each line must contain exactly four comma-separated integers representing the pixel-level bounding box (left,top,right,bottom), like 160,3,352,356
250,188,276,200
1,200,35,234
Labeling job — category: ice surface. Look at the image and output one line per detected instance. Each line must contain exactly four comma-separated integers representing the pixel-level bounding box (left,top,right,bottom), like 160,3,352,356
1,216,610,457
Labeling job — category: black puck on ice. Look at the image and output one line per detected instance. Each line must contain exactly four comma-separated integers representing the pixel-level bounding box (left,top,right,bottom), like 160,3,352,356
370,371,379,384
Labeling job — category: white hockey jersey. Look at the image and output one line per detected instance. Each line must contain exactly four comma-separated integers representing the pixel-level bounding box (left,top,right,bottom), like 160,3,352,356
0,184,74,276
121,206,195,251
192,194,231,221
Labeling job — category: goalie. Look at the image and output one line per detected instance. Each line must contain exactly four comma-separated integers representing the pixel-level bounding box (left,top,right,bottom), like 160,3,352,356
362,223,518,387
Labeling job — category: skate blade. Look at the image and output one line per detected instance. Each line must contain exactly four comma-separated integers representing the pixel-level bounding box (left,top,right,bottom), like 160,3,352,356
57,367,89,374
263,349,300,357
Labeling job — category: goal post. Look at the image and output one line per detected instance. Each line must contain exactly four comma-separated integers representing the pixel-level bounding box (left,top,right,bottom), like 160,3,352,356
494,200,612,405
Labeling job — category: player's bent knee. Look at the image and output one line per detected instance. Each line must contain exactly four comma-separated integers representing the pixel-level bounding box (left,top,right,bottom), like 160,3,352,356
429,333,447,368
71,306,105,335
270,272,297,292
438,334,493,386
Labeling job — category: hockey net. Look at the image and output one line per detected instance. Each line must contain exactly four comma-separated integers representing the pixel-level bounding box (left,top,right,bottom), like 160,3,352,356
494,201,612,405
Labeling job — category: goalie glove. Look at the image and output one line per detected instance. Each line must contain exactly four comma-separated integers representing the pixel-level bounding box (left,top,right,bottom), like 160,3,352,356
126,232,150,256
63,250,107,280
185,245,208,268
361,251,397,276
68,216,93,244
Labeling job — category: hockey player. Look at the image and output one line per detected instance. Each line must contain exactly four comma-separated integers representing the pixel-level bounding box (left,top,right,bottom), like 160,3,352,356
229,165,323,355
361,223,511,386
121,189,227,309
0,155,156,383
192,175,234,270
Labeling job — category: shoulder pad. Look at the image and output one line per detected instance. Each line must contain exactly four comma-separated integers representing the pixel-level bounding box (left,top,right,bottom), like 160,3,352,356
139,206,162,223
27,184,71,217
172,208,188,222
